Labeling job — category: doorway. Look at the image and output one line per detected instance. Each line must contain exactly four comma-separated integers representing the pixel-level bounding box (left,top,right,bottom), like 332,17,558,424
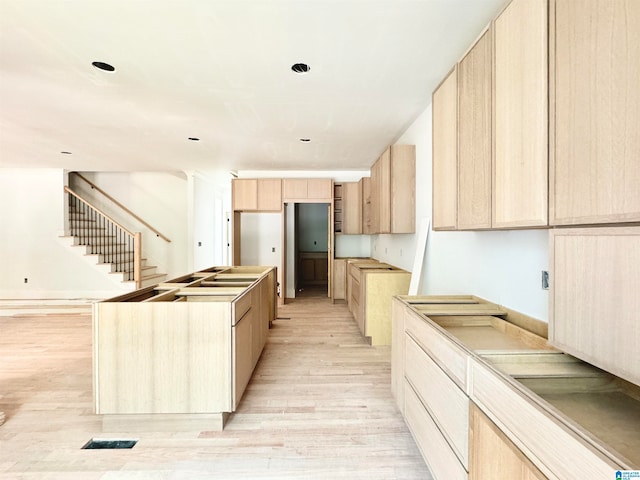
284,202,332,300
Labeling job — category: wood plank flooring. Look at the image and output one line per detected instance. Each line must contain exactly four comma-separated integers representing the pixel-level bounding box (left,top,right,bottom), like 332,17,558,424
0,296,432,479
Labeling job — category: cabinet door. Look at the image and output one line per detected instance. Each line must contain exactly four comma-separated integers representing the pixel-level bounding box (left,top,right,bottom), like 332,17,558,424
469,403,546,480
493,0,548,228
458,29,492,230
390,298,406,412
370,158,381,233
342,182,362,234
307,178,332,200
315,258,328,281
233,310,253,409
332,258,346,300
232,179,258,211
550,227,640,387
282,179,307,201
360,177,373,234
432,67,458,231
300,258,315,282
551,0,640,225
390,145,415,233
257,178,282,211
378,148,391,233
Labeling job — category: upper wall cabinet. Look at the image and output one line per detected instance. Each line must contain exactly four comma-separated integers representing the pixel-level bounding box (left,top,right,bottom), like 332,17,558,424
232,179,258,211
432,67,458,231
457,28,492,230
370,145,416,234
550,0,640,225
390,145,416,233
232,178,282,212
282,178,332,202
493,0,548,228
435,0,549,231
361,177,374,234
341,182,363,234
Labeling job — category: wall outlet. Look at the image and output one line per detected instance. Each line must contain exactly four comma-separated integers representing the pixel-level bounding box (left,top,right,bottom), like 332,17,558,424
24,278,28,284
541,270,549,290
272,247,276,253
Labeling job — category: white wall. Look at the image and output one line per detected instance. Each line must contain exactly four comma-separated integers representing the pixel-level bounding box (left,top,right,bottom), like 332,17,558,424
371,106,549,321
0,169,126,299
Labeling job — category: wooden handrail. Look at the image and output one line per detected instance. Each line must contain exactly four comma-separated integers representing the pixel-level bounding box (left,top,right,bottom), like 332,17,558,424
71,172,171,243
65,186,136,237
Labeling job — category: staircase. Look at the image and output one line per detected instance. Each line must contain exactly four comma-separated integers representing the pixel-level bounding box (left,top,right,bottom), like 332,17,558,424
63,185,167,290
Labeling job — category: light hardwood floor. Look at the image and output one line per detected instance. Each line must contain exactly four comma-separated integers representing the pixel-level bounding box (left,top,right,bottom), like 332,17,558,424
0,296,432,479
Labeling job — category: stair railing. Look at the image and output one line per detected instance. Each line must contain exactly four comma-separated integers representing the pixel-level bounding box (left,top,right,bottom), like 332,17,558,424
65,186,142,289
70,172,171,243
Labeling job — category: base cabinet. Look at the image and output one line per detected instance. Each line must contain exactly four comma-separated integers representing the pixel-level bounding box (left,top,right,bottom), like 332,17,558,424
392,296,637,479
347,260,410,345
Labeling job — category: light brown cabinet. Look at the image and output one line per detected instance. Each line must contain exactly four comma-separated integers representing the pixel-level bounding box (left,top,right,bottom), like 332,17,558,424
549,227,640,387
550,0,640,225
492,0,548,228
360,177,373,234
432,67,458,231
434,0,549,231
232,178,282,212
232,178,258,211
347,260,410,345
433,0,639,230
457,28,492,230
282,178,332,202
331,258,347,301
341,182,362,234
333,182,362,234
369,145,415,234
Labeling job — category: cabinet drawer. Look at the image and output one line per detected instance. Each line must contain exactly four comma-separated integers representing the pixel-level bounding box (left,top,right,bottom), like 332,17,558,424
405,335,469,467
405,380,468,480
404,310,469,391
233,291,252,326
469,358,618,479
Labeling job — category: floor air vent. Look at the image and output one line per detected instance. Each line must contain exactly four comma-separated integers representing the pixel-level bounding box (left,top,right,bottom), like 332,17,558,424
82,438,137,449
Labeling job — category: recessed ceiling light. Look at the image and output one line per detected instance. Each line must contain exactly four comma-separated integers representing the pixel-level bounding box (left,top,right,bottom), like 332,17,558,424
291,63,310,74
92,61,115,72
299,138,311,142
61,151,72,154
188,137,200,141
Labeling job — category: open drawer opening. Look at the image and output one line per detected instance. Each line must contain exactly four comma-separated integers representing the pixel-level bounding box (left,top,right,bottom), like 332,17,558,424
481,351,640,467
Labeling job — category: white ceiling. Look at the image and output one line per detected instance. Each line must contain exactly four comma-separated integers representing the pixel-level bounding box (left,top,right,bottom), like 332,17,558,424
0,0,506,173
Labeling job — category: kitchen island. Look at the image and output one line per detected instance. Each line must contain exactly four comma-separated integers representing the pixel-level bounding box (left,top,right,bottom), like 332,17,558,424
93,265,276,430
